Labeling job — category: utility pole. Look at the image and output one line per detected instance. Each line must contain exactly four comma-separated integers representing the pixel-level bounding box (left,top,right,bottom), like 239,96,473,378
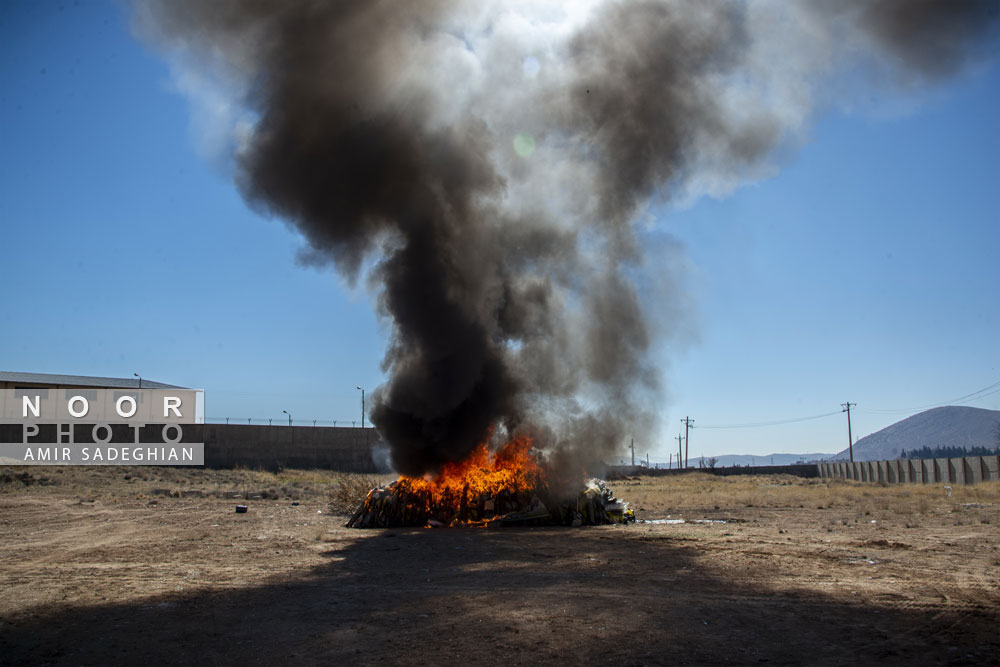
842,402,856,463
630,437,635,466
356,387,365,429
669,453,673,469
676,433,684,470
681,417,694,468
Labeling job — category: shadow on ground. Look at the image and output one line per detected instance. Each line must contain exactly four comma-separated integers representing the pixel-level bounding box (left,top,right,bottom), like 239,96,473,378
2,525,996,666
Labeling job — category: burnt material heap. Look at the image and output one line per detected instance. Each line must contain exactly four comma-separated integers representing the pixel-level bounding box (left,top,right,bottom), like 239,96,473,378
346,438,634,528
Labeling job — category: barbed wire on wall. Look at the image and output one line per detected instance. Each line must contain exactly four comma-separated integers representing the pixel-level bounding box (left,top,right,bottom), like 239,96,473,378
206,417,370,428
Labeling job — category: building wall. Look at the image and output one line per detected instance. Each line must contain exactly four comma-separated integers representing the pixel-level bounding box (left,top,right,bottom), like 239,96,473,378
196,424,387,472
0,423,389,472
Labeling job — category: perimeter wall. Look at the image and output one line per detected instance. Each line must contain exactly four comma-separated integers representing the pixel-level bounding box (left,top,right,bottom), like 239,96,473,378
818,456,1000,485
196,424,387,471
0,423,388,472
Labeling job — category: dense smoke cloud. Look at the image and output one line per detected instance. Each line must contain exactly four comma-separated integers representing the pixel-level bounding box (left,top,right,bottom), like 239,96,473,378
132,0,998,476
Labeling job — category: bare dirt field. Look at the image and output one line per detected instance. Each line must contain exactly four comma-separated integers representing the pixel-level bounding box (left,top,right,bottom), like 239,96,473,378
1,467,998,666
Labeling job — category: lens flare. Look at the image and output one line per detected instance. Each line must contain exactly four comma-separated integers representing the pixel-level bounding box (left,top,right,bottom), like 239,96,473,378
513,132,535,157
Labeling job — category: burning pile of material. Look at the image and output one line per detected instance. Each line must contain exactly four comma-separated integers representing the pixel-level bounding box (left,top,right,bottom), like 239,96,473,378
347,436,634,528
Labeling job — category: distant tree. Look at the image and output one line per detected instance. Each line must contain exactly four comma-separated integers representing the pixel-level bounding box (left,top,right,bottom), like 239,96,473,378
902,444,995,460
707,457,718,469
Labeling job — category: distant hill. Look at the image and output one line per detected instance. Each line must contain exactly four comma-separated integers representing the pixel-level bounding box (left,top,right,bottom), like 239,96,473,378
831,406,1000,462
690,453,832,468
619,452,833,469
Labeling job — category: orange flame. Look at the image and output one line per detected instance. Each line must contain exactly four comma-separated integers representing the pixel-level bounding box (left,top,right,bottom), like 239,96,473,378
389,434,544,526
348,433,636,528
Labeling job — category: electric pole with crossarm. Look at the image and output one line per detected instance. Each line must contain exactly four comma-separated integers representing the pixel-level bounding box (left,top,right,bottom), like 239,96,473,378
681,417,694,468
842,402,856,463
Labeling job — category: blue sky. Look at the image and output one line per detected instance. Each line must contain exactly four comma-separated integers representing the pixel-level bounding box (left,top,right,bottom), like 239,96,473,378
2,2,998,459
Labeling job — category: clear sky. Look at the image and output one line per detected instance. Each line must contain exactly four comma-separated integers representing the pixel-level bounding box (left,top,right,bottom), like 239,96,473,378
2,2,998,460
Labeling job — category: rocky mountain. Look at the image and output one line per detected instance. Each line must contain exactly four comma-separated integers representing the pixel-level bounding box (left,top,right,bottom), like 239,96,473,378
831,406,1000,462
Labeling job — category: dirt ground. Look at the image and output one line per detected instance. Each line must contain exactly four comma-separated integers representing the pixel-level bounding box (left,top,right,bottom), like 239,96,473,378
1,467,998,666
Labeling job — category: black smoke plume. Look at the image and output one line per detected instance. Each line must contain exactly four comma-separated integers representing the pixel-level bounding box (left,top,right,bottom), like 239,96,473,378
133,0,998,476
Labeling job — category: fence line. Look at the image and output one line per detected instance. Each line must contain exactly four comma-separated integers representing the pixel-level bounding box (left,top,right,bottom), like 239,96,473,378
818,455,1000,485
207,417,369,428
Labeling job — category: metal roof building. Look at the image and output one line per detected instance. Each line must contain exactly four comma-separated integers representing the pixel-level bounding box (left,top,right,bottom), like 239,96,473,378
0,371,186,390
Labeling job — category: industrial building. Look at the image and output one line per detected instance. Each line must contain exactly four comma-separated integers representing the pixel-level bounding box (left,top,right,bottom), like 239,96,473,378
0,370,184,391
1,371,384,471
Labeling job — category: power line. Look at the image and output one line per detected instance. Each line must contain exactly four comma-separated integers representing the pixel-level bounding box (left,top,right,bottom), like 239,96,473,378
859,377,1000,415
698,410,842,429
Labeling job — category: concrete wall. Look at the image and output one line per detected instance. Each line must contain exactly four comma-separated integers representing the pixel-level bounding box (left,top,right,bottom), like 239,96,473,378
0,423,388,472
197,424,387,471
818,455,1000,485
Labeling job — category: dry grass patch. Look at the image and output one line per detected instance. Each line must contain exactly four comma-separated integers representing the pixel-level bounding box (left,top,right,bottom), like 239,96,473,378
0,465,395,507
327,473,387,514
610,473,1000,518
